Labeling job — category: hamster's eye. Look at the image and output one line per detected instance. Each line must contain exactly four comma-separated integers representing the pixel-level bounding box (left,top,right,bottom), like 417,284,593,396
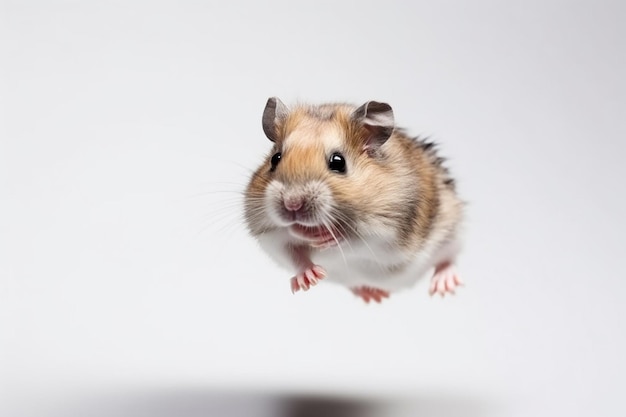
270,152,282,171
328,152,346,173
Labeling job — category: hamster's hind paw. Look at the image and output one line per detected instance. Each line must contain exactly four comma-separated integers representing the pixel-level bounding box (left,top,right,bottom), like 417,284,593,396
290,265,327,293
351,286,390,304
429,262,463,297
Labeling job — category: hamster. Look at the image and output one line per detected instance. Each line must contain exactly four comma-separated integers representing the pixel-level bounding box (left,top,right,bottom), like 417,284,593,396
244,97,464,303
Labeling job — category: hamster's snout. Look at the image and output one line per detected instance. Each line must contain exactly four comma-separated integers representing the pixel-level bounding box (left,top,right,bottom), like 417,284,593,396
279,194,312,223
283,196,304,212
266,179,335,230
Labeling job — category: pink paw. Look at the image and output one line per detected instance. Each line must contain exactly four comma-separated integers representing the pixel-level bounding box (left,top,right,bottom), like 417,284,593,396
290,265,327,293
429,262,463,297
351,286,390,304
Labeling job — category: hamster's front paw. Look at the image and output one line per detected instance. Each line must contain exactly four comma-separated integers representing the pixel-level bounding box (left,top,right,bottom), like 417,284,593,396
290,265,327,293
429,261,463,297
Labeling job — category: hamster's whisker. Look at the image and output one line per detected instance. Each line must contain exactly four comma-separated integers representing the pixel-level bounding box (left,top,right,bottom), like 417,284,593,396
327,214,354,253
242,194,268,203
323,213,346,245
320,214,348,270
199,207,244,228
331,209,384,272
207,159,258,177
200,201,246,217
186,191,246,201
327,210,355,249
243,203,271,215
196,214,245,240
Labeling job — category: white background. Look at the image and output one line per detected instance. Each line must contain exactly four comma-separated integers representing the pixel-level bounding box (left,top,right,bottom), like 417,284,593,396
1,1,625,416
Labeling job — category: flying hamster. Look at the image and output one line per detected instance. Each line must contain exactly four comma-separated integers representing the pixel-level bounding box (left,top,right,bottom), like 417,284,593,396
244,97,464,303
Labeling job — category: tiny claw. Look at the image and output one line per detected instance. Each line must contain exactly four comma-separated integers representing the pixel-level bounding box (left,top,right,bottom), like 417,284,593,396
430,262,462,298
352,286,390,304
290,265,327,294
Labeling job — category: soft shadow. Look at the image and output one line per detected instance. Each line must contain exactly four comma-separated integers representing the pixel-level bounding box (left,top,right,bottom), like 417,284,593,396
36,388,499,417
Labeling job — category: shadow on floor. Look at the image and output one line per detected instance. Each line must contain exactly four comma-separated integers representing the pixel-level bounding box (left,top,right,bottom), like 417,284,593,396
15,388,500,417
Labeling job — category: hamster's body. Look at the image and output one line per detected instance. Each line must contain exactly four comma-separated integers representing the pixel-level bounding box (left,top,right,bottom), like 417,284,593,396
244,98,464,302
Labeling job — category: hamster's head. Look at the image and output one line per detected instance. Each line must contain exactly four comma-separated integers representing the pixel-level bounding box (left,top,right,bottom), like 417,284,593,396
245,97,398,247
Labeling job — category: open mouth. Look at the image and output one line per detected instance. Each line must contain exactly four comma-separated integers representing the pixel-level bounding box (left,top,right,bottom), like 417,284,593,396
290,224,342,246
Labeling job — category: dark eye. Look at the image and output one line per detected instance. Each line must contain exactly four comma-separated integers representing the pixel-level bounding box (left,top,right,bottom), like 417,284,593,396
270,152,282,171
328,152,346,173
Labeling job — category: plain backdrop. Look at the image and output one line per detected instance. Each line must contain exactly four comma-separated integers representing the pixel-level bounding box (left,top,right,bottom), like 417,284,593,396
1,1,625,416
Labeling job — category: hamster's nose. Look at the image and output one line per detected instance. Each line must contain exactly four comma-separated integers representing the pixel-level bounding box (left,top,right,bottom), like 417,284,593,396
284,197,304,212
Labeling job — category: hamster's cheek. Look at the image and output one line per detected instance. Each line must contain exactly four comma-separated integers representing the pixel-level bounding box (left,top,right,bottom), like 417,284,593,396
264,180,287,226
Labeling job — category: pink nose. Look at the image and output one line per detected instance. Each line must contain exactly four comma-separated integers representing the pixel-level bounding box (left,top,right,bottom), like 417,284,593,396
284,198,304,212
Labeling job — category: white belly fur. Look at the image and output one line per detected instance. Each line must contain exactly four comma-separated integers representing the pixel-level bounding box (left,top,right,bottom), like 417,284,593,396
257,230,462,293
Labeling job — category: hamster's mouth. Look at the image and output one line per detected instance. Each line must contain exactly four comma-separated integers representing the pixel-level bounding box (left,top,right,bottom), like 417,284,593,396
289,224,342,247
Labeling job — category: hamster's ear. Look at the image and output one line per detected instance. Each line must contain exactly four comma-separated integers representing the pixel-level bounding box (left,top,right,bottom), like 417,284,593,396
262,97,289,142
352,101,394,150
